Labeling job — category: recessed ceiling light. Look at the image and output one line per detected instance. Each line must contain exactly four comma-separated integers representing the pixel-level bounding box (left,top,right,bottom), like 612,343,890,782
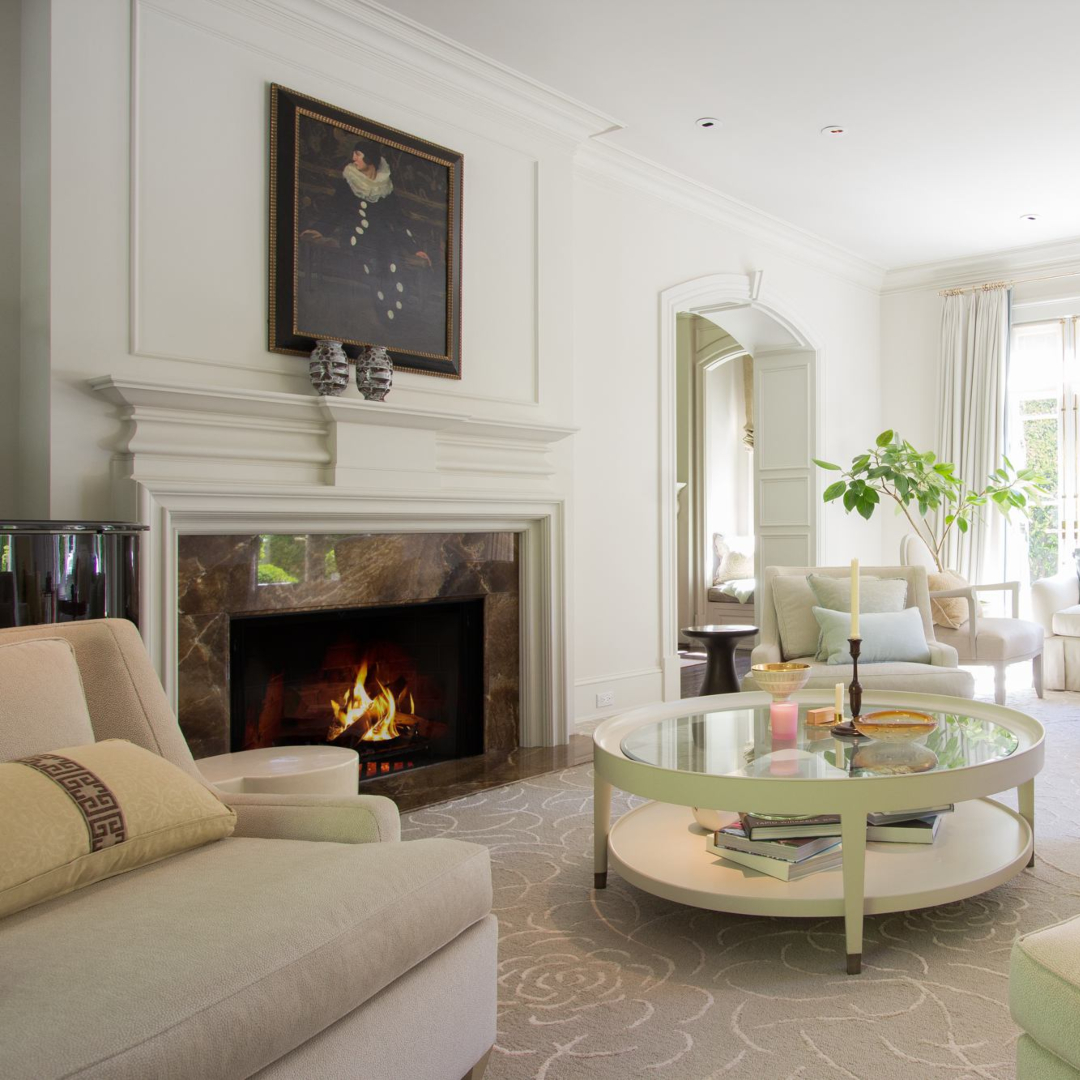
1019,213,1041,222
820,124,846,137
695,117,721,129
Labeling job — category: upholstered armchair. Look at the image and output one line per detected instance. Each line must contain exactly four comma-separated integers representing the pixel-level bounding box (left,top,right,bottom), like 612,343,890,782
1031,566,1080,691
0,619,496,1080
744,564,975,698
899,534,1044,704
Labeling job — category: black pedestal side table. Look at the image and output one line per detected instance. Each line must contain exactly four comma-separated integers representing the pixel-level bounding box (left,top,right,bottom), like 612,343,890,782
682,624,760,695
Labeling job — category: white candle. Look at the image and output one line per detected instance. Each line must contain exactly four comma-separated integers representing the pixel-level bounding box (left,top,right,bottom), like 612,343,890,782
850,558,860,638
835,681,844,721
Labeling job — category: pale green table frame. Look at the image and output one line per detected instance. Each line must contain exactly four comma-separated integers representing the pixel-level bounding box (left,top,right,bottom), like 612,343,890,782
593,689,1044,974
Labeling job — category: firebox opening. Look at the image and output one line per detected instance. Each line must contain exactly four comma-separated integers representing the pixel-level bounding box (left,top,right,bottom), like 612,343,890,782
229,598,485,781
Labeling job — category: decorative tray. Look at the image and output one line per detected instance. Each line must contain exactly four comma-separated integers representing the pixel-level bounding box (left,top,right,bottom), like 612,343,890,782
853,709,936,742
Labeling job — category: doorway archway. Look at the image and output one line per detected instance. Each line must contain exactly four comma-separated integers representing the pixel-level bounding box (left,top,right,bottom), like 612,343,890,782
659,272,823,700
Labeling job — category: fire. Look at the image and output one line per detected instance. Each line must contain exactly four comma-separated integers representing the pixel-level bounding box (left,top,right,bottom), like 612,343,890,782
328,660,414,743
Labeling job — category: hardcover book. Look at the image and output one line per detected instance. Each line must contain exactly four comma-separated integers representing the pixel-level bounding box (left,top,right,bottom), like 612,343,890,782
706,837,843,880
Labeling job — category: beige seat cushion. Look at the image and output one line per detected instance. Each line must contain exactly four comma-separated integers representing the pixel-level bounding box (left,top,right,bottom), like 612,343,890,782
706,587,739,604
0,835,492,1080
1011,913,1080,1071
935,617,1044,661
744,659,975,698
1052,604,1080,638
0,638,94,761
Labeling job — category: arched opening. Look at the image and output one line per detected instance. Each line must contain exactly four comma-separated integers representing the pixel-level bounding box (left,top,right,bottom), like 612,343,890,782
660,273,822,700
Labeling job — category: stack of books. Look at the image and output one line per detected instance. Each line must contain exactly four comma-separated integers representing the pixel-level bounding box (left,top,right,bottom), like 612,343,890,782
706,805,953,881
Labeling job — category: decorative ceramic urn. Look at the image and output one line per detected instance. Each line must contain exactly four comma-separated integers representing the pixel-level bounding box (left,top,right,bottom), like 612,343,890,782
308,339,350,396
355,345,394,401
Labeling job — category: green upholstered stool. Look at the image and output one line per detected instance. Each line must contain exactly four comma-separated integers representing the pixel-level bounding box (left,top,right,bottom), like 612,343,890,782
1011,913,1080,1078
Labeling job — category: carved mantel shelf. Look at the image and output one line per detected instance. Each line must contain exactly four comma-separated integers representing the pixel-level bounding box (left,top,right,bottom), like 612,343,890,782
90,376,576,490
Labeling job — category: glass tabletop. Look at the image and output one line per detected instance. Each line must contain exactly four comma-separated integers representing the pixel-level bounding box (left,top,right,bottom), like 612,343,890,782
619,704,1019,779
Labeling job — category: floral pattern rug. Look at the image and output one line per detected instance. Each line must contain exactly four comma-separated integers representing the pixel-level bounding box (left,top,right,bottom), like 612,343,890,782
403,686,1079,1079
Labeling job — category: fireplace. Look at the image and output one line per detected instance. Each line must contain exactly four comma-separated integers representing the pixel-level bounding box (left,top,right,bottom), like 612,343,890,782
229,599,484,779
175,531,520,767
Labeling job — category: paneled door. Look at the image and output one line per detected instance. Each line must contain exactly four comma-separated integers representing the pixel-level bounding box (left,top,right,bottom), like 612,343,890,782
753,349,818,588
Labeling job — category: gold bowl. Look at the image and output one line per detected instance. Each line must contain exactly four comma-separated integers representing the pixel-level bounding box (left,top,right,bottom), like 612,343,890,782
853,709,937,742
750,662,811,700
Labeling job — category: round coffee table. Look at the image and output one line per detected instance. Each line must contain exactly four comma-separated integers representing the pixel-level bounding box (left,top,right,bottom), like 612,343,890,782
681,624,759,694
593,689,1044,974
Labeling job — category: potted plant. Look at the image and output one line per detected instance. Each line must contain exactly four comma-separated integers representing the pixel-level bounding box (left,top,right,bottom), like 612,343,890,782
813,431,1049,573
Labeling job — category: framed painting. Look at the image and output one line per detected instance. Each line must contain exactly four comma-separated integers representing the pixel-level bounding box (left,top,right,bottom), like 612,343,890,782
269,84,463,378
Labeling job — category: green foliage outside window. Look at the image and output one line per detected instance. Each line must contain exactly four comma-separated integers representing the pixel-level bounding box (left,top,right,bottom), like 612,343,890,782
1016,401,1059,581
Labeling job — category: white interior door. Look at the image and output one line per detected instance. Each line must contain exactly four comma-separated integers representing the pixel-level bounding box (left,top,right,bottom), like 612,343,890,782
753,349,818,591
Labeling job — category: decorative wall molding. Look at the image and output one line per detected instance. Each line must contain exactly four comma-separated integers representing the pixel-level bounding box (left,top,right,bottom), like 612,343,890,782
573,666,663,726
882,235,1080,295
575,142,886,294
205,0,623,145
130,0,555,412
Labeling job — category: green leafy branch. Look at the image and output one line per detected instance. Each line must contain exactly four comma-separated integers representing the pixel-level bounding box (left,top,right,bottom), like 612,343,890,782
813,430,1050,572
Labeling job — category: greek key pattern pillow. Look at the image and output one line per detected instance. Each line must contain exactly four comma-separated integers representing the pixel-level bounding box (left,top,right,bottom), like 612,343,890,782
0,740,235,919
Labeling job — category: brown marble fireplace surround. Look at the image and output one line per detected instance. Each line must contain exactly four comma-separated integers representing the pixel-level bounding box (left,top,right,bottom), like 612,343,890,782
177,531,534,805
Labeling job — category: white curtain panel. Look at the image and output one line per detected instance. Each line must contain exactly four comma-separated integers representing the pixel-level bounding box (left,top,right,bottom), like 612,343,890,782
937,287,1010,582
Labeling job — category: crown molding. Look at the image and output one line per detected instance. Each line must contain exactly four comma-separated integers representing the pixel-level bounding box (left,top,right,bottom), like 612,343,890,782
882,235,1080,296
194,0,622,145
574,141,886,294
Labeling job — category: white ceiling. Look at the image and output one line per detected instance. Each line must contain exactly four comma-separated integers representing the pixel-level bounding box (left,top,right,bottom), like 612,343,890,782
375,0,1080,270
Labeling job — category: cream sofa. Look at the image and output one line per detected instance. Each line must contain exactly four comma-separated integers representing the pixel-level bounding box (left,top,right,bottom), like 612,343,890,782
0,619,496,1080
744,564,975,698
1011,914,1080,1078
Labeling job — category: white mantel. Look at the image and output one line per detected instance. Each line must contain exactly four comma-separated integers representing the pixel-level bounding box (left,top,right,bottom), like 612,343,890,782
91,376,575,747
91,377,576,491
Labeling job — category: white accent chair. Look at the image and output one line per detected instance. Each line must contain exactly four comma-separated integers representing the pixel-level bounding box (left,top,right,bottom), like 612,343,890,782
744,564,975,698
899,534,1044,705
1031,565,1080,690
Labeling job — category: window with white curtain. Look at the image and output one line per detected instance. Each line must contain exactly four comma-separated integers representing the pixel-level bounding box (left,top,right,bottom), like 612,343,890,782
1006,318,1078,582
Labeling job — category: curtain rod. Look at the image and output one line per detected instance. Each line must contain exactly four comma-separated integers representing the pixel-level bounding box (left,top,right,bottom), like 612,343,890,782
939,268,1080,296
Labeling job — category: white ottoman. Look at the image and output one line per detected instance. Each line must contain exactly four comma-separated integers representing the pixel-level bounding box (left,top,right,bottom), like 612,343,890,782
196,746,359,796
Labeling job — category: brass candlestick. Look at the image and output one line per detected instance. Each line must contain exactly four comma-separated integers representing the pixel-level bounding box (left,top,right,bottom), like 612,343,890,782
830,636,865,739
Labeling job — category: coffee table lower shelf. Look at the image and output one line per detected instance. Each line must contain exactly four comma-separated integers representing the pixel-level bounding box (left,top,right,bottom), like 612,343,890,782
607,797,1032,919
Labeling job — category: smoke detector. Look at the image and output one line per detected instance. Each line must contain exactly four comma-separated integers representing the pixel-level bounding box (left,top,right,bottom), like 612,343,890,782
820,124,846,137
695,117,721,129
1019,213,1041,222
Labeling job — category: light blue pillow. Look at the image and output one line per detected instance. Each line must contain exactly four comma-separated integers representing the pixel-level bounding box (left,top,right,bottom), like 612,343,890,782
811,606,931,665
807,574,909,660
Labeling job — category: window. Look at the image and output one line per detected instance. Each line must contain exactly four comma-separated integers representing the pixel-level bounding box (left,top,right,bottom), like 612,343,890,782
1007,318,1079,581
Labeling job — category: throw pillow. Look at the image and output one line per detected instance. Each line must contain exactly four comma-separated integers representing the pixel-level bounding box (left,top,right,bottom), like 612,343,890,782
927,571,970,629
713,534,754,584
771,576,821,660
807,575,910,660
0,638,95,763
807,573,908,614
812,606,932,665
0,739,236,919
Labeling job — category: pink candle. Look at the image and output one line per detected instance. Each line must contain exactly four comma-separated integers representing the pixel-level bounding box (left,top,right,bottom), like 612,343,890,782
770,701,798,740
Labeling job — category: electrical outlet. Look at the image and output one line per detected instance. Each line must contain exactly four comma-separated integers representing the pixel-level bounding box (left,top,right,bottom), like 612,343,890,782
595,690,615,708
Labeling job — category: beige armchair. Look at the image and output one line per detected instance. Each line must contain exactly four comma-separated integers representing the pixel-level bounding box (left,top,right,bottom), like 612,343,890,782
745,564,975,698
900,534,1044,705
0,619,496,1080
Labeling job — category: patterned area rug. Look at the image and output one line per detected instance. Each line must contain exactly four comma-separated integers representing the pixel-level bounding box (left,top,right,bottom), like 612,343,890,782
402,685,1079,1079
